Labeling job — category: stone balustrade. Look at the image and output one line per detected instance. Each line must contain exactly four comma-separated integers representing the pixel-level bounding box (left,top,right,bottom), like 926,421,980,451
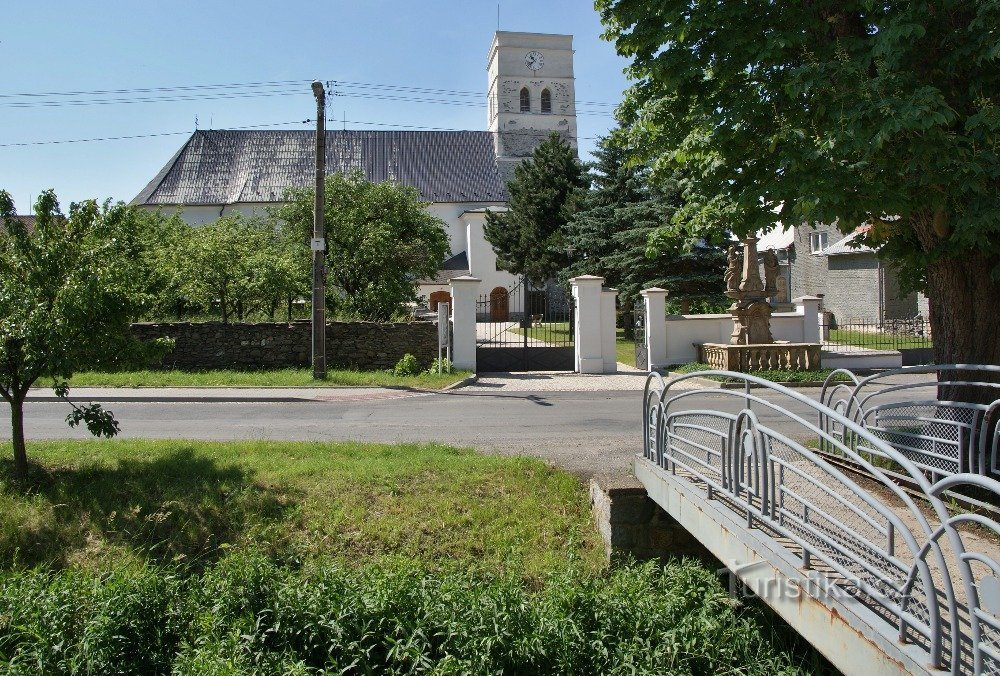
697,342,822,372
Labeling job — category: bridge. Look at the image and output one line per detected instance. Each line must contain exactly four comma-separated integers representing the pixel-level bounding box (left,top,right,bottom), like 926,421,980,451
637,366,1000,675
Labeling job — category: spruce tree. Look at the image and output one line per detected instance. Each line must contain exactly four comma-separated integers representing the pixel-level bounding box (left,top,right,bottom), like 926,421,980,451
563,135,727,335
484,133,588,285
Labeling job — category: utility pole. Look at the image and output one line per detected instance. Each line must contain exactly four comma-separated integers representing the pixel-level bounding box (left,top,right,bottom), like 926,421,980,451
311,80,327,379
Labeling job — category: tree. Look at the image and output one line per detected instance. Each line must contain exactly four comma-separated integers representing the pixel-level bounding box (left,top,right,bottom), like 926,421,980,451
598,0,1000,369
563,134,727,334
484,133,589,285
0,191,133,481
277,171,449,321
173,216,307,323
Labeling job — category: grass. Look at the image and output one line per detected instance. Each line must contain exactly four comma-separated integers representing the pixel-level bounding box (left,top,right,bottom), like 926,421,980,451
0,440,604,578
0,440,827,673
827,328,932,350
671,362,854,384
58,368,470,389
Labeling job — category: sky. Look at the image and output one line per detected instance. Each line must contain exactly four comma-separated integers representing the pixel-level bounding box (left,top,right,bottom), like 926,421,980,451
1,1,632,212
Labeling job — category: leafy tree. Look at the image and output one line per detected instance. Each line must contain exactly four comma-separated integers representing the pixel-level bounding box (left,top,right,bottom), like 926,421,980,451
133,209,190,319
598,0,1000,368
0,191,134,481
485,133,589,285
277,171,449,321
563,134,726,335
175,216,306,323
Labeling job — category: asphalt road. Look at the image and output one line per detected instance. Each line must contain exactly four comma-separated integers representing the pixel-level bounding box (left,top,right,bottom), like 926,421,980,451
4,384,923,483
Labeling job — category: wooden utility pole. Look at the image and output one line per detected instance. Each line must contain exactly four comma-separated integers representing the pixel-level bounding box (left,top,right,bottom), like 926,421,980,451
311,80,327,379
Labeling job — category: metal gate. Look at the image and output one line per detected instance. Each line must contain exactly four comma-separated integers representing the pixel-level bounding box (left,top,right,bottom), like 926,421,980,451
476,278,575,372
634,302,648,370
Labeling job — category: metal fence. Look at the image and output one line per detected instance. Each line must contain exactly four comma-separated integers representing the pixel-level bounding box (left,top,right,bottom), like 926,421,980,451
820,316,933,352
643,370,1000,674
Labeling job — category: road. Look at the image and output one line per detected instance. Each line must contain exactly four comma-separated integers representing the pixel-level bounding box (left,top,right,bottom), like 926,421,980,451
4,382,930,482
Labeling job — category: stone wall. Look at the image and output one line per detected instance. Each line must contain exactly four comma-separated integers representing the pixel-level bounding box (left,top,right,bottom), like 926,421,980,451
131,320,439,371
589,478,713,565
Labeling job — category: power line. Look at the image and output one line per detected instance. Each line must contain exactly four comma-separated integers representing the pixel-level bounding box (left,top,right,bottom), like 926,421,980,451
1,118,606,148
0,77,619,110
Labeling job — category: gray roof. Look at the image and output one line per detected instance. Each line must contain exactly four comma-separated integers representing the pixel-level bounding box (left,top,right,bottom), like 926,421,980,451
132,129,509,206
132,129,507,205
823,229,876,256
422,251,470,284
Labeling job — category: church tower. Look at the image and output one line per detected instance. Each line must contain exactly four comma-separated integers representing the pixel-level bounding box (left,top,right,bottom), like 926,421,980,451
487,32,577,181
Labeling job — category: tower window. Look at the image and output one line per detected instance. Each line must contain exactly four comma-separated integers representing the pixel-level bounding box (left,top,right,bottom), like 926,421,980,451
519,87,530,112
541,88,551,113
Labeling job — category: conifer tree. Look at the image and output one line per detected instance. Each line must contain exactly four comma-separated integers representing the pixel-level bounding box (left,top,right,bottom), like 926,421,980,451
563,135,726,335
484,133,588,285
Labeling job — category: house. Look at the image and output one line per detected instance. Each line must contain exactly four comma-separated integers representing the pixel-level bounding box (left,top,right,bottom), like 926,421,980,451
757,221,930,324
130,31,579,311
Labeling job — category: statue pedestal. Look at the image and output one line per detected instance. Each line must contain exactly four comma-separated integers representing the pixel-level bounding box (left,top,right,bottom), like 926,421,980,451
698,342,822,372
729,300,774,345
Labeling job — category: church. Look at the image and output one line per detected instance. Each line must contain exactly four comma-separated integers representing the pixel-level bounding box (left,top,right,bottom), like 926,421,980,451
131,31,579,307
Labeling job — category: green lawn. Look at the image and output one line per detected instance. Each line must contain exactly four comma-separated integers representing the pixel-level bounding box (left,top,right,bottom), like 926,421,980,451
0,439,602,578
826,328,932,350
58,368,470,389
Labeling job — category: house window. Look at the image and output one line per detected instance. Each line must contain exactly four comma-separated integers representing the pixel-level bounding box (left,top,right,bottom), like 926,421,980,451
519,87,530,112
809,232,828,253
540,88,551,113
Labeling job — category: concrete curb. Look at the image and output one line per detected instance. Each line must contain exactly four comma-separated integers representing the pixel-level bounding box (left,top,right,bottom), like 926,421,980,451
442,374,478,390
24,394,317,403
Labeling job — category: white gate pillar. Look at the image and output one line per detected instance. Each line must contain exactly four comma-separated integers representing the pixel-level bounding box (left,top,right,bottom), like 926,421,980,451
641,287,669,371
794,295,822,343
449,276,481,371
601,286,619,374
571,275,616,374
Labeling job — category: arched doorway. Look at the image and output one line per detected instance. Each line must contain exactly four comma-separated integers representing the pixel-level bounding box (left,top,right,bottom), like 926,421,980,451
428,290,451,312
489,286,510,321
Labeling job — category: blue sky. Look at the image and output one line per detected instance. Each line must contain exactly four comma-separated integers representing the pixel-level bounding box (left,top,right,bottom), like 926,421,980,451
1,1,631,211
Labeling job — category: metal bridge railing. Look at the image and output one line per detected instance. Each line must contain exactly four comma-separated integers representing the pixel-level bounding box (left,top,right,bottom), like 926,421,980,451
819,365,1000,483
643,370,1000,674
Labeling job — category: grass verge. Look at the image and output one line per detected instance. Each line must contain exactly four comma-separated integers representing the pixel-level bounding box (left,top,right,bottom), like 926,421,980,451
671,362,853,384
0,440,602,577
59,368,470,389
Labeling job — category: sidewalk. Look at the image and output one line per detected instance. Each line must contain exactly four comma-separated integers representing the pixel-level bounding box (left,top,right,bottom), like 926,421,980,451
25,386,435,403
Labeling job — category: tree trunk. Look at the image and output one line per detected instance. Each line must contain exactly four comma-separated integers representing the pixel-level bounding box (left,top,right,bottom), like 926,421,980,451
10,395,27,480
913,211,1000,404
287,296,293,323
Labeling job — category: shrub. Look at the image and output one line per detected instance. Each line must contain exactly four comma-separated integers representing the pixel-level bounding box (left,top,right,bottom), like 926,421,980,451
391,353,421,377
425,357,453,374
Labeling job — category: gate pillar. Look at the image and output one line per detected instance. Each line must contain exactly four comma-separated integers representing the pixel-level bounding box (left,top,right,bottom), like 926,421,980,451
449,275,481,371
640,287,669,371
571,275,617,374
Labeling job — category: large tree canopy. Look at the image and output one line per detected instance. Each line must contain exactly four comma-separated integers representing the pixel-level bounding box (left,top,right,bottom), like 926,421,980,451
0,190,135,480
278,171,449,321
598,0,1000,366
484,133,589,285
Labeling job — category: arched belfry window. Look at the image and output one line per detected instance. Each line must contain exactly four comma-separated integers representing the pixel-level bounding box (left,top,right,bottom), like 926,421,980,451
541,88,551,113
519,87,530,113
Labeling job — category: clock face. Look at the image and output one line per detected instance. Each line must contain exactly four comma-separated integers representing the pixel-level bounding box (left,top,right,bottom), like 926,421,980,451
525,50,544,71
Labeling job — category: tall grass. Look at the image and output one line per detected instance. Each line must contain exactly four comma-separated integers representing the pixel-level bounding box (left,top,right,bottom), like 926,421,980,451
0,551,819,674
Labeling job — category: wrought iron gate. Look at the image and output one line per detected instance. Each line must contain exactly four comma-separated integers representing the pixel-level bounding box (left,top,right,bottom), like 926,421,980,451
634,302,648,370
476,278,575,372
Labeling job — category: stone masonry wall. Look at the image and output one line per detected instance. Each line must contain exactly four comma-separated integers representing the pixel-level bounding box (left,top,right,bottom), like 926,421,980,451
589,479,713,565
131,321,439,371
